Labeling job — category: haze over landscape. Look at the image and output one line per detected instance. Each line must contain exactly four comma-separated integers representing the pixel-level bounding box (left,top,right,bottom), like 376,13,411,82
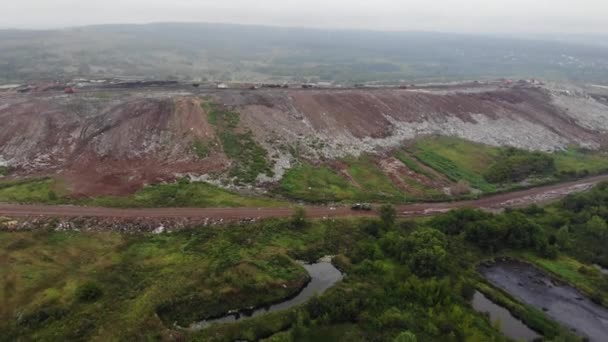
3,2,608,342
4,0,608,34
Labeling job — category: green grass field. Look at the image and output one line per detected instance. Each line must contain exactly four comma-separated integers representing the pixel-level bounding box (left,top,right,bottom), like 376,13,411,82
279,163,361,202
553,148,608,175
89,180,284,208
0,178,284,208
0,178,65,204
394,151,435,179
279,157,410,203
408,137,498,192
345,156,408,202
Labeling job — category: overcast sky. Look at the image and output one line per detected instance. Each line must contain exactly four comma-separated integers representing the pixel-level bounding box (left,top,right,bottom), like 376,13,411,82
3,0,608,34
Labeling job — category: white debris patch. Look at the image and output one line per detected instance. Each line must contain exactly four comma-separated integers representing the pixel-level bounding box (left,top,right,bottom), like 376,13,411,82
552,93,608,132
315,112,571,158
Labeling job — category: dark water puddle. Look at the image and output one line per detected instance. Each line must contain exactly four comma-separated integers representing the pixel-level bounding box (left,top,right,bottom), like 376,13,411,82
189,259,343,330
472,291,540,341
480,259,608,342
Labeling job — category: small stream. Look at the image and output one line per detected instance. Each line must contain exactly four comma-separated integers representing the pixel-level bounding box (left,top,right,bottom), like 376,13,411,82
480,259,608,342
189,259,343,330
472,291,540,341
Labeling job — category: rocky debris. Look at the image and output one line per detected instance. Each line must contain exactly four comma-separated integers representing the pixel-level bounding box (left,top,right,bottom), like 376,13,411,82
1,81,608,197
0,216,261,233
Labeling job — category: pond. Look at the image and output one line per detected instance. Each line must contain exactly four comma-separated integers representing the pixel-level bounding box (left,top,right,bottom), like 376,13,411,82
189,258,343,330
480,259,608,342
472,291,540,341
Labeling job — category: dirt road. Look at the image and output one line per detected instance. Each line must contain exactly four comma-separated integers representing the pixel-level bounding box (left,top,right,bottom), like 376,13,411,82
0,175,606,221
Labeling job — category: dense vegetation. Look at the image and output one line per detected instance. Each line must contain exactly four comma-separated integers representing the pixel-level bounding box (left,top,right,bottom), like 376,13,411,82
483,148,555,184
1,214,507,341
6,183,608,340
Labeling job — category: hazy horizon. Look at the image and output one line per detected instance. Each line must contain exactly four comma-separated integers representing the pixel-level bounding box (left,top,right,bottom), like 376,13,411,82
3,0,608,35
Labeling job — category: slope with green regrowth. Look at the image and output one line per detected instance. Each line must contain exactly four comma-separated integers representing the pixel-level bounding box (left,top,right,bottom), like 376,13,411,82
407,136,498,192
279,157,411,203
0,178,284,208
279,163,361,203
407,137,608,192
204,102,274,184
0,178,65,204
345,156,408,202
89,179,285,208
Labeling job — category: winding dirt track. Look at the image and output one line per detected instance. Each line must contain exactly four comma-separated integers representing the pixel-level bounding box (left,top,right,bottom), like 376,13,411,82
0,175,606,221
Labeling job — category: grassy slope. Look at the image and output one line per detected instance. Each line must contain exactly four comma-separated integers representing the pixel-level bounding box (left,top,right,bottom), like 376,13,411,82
88,181,284,208
553,148,608,174
409,137,608,192
0,178,284,208
279,157,411,203
2,138,608,207
0,178,65,204
345,156,408,202
407,136,498,192
279,163,361,203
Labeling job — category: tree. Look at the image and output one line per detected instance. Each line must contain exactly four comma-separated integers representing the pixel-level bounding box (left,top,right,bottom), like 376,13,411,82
394,331,417,342
379,204,397,229
555,226,571,249
404,228,448,277
587,215,608,239
430,208,490,235
290,207,308,229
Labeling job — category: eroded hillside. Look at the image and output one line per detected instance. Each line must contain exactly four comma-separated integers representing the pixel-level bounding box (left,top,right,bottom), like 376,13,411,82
1,81,608,200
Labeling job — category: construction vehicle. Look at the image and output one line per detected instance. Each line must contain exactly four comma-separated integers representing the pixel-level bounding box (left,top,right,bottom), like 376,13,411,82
351,203,373,211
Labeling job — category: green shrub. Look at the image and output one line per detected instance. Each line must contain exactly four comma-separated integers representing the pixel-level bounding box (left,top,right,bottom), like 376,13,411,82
76,282,103,302
290,207,308,229
191,139,210,159
484,148,555,184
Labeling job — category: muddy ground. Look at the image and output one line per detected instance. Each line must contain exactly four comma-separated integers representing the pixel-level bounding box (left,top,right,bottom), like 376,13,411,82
480,259,608,342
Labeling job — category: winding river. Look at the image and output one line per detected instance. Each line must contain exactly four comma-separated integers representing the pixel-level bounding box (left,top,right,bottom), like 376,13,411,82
189,259,343,330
